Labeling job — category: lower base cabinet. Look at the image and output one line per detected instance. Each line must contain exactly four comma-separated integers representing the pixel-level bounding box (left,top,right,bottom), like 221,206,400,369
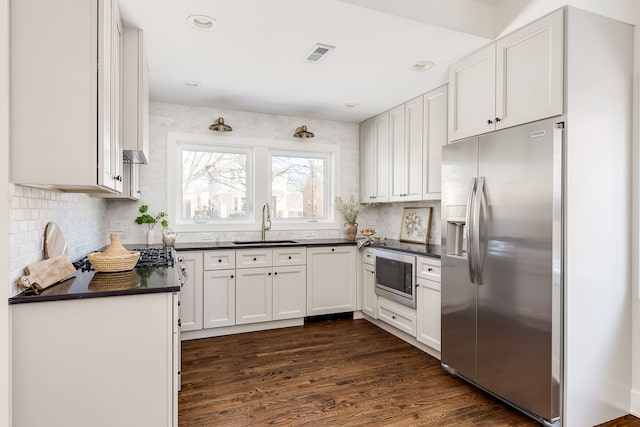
273,266,307,320
416,278,441,351
361,252,377,318
236,267,273,324
307,246,357,316
204,269,236,328
377,296,417,337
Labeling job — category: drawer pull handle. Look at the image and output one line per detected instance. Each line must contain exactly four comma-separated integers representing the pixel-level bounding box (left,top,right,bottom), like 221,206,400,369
428,268,433,271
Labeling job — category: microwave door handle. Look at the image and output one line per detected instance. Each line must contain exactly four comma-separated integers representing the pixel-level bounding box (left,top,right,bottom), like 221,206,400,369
472,177,485,285
465,177,477,284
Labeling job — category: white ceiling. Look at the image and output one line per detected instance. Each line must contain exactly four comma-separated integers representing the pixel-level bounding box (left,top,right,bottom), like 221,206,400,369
117,0,511,123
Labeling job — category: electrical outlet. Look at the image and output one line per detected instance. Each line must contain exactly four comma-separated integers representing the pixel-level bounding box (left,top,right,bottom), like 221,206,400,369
202,233,214,241
109,220,124,231
305,231,316,238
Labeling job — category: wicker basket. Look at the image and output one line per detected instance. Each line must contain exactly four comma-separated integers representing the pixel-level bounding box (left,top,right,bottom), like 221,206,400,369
88,234,140,273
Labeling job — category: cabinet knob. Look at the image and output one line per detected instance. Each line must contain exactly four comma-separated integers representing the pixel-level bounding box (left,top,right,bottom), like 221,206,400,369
114,175,122,182
268,272,272,276
331,248,335,252
274,272,278,275
495,117,501,122
230,275,234,278
392,315,396,320
288,256,292,260
218,259,222,263
371,271,374,274
428,267,433,271
178,319,182,327
487,119,494,124
253,257,257,261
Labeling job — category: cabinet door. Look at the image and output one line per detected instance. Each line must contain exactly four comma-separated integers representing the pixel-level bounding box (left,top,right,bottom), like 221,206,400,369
448,44,496,141
109,0,123,193
307,246,357,316
179,252,203,332
273,266,306,320
423,85,448,199
373,111,390,202
97,0,115,190
236,267,273,324
361,261,377,318
417,278,441,352
389,104,406,201
203,269,236,328
495,9,563,130
360,117,375,203
404,95,423,201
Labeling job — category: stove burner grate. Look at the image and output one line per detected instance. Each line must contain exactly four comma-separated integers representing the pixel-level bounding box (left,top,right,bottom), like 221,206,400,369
74,246,175,271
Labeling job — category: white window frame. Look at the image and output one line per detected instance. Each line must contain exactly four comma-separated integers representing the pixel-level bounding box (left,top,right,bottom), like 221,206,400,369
167,132,341,232
269,150,332,223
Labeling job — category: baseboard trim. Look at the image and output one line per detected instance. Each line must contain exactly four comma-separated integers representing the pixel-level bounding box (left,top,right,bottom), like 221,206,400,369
362,313,441,360
630,389,640,417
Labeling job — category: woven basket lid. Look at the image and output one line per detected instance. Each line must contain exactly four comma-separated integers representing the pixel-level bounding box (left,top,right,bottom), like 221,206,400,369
103,234,130,256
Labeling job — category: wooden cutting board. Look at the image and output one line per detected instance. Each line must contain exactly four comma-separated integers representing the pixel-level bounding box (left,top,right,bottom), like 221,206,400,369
18,255,76,291
44,222,68,259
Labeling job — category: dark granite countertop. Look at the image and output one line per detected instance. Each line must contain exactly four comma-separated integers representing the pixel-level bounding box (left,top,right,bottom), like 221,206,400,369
362,239,441,258
174,238,357,251
9,264,181,305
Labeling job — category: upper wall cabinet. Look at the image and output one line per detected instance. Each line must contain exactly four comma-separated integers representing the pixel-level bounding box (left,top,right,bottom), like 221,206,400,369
10,0,123,193
122,27,150,164
360,111,390,203
448,9,564,141
390,97,423,202
423,85,448,199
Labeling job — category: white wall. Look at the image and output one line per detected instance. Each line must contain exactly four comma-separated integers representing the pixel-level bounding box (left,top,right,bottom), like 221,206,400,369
106,102,361,244
1,0,10,423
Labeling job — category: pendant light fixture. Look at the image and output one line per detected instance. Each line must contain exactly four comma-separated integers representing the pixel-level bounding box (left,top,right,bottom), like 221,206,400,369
293,125,314,139
209,117,232,132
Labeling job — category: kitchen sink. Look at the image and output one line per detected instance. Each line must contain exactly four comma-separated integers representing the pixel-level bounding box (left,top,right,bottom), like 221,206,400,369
232,240,298,245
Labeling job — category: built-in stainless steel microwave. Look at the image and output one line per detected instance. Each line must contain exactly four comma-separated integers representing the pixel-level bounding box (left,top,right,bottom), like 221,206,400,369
375,250,416,308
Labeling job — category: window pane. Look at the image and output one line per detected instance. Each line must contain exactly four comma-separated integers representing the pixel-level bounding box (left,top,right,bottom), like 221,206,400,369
271,155,326,219
181,150,247,221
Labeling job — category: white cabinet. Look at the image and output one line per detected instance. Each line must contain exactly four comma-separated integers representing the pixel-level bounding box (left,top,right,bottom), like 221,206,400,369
12,293,177,427
390,97,423,202
416,256,441,352
179,252,203,332
377,297,417,337
236,267,272,325
307,246,357,316
423,85,448,199
360,111,390,203
203,269,236,328
122,27,150,164
361,248,377,318
99,162,141,200
273,265,307,320
10,0,124,192
448,9,563,141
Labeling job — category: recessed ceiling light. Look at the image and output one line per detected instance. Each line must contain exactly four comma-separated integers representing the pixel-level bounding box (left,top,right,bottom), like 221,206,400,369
186,15,217,31
345,102,360,108
183,81,200,87
410,60,435,72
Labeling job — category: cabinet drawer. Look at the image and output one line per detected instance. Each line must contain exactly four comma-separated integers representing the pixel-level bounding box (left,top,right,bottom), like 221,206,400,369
273,247,306,266
377,297,417,337
204,250,236,270
362,248,376,266
236,249,273,268
416,256,441,282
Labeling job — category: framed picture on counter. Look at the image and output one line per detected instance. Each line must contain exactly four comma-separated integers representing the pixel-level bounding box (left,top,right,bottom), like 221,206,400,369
400,207,432,244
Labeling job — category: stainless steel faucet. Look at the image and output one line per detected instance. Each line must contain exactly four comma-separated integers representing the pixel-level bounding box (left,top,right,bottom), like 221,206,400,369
261,202,271,241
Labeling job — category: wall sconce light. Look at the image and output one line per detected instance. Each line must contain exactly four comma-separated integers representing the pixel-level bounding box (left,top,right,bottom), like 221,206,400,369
293,125,314,139
209,117,232,132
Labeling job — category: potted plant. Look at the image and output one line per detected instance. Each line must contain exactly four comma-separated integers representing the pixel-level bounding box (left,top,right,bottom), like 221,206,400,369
334,195,361,241
135,205,168,245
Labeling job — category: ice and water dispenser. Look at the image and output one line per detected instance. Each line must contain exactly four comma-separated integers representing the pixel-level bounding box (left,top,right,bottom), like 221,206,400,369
445,205,468,258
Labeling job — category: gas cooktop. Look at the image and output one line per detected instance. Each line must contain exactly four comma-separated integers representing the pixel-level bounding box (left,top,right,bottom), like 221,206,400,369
74,246,176,271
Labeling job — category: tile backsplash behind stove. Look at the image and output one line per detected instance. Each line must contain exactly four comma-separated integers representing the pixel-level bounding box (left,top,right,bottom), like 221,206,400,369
358,201,441,245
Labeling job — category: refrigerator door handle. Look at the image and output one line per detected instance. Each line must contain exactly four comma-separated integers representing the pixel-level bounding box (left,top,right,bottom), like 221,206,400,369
465,178,477,284
473,177,485,285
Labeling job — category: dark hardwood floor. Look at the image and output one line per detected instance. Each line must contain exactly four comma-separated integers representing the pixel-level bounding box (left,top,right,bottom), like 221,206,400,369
179,318,640,426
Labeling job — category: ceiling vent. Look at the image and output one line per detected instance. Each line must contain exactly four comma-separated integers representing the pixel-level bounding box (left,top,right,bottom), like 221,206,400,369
303,43,335,63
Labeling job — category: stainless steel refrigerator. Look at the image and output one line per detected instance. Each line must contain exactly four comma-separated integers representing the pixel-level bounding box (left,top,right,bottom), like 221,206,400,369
441,117,562,426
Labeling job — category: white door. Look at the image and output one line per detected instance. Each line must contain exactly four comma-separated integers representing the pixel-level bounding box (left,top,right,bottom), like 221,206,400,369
360,117,375,203
273,266,306,320
373,111,390,203
416,279,441,352
448,44,496,141
236,267,273,324
405,95,423,201
178,252,203,332
109,0,123,193
389,104,406,201
306,247,357,316
203,269,236,328
361,262,376,318
423,85,448,199
495,9,563,130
